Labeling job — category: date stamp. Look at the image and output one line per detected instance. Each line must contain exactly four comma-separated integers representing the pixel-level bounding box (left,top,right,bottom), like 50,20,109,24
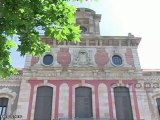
0,115,22,119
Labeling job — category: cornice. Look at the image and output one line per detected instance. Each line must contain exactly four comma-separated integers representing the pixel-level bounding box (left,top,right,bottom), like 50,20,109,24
0,80,21,87
40,35,141,47
22,67,142,81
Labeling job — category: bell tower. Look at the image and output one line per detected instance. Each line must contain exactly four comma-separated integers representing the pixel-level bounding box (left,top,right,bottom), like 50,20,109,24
75,8,101,35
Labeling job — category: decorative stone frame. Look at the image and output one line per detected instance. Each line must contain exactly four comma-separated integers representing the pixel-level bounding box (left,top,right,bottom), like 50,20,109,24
30,82,56,120
152,93,160,120
41,52,54,66
110,54,124,67
107,48,133,68
111,84,136,120
72,83,95,119
72,49,94,67
0,88,17,115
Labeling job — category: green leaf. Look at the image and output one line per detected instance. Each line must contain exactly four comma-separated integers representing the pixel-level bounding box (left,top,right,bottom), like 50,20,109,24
5,40,16,49
0,0,84,78
19,8,25,13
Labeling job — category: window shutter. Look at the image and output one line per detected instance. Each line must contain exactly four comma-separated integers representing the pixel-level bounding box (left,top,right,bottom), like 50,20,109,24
75,87,93,118
34,86,53,120
114,87,133,120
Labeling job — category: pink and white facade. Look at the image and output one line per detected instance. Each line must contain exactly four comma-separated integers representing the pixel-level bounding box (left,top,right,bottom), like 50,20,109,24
1,8,160,120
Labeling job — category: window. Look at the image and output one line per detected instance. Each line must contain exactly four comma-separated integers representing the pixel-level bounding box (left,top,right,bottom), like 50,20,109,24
34,86,53,120
43,54,53,65
114,87,133,120
112,55,122,66
156,98,160,116
75,87,93,118
0,98,8,119
80,26,87,34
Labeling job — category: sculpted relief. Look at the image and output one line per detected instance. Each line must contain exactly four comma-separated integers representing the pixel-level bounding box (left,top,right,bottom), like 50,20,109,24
72,49,94,67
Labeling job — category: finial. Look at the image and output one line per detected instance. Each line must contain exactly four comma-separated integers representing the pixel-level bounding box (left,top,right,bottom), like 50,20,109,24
128,33,134,38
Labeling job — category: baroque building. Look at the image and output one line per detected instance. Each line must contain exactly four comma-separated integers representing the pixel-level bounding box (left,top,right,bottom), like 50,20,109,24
1,8,160,120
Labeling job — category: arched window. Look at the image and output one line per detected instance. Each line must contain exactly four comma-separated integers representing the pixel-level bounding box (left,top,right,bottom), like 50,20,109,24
114,87,133,120
34,86,53,120
156,98,160,116
75,87,93,118
0,98,8,117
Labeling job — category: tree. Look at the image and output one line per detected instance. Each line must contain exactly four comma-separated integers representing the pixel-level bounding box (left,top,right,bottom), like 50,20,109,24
0,0,83,78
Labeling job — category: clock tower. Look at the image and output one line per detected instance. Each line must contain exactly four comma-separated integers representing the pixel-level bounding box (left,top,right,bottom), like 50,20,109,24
75,8,101,35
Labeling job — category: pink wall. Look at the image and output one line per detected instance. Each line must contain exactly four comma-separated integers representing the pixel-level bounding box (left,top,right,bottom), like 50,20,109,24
27,79,140,120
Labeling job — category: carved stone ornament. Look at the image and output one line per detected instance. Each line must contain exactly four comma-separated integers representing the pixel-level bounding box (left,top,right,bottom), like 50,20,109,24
95,48,109,68
57,48,71,67
72,49,94,67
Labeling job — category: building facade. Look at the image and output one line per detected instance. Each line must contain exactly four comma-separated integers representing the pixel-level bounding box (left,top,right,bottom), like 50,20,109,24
1,8,160,120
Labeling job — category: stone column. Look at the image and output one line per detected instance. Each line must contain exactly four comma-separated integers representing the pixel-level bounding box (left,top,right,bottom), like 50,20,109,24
107,83,113,119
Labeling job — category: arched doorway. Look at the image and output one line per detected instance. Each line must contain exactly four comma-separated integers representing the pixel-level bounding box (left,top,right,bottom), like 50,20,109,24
34,86,53,120
75,87,93,118
114,87,133,120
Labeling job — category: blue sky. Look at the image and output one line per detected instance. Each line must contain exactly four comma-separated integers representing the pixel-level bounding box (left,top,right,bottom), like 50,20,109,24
11,0,160,69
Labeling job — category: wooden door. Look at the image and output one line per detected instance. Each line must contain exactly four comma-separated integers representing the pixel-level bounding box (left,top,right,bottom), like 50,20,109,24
114,87,133,120
75,87,93,118
34,86,53,120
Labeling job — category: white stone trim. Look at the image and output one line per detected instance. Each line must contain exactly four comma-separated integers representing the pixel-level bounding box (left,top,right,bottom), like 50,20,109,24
110,54,124,67
72,83,95,119
111,87,116,119
129,85,136,120
111,85,135,119
152,93,160,120
40,52,54,66
59,83,69,118
0,87,17,115
98,83,109,118
30,83,56,120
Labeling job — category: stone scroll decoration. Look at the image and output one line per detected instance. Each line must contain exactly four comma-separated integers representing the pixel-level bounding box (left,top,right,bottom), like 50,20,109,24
57,48,71,67
72,49,94,67
95,48,109,68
